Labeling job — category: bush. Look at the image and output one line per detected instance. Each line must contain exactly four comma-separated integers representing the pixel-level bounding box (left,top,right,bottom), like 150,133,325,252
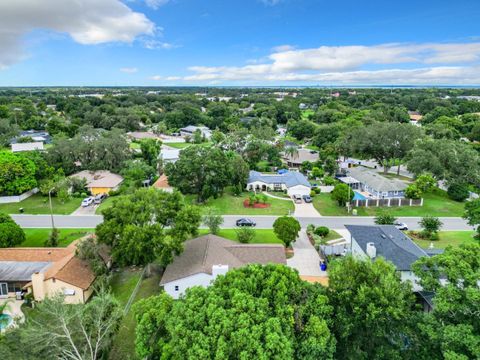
374,210,397,225
323,176,336,186
414,173,436,193
314,187,321,194
235,227,255,243
44,228,59,247
310,190,316,197
314,226,330,238
405,184,421,199
447,182,469,201
419,216,443,240
306,224,315,235
331,183,354,206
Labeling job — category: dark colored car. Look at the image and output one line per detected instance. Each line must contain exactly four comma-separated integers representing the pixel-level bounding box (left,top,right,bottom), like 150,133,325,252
236,218,256,227
94,193,107,205
302,195,313,203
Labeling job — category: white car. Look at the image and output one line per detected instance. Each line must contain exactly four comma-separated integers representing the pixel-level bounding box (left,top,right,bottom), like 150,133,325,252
81,197,94,207
394,221,408,231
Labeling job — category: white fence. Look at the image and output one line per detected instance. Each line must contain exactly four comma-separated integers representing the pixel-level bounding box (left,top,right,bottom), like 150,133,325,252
0,188,38,204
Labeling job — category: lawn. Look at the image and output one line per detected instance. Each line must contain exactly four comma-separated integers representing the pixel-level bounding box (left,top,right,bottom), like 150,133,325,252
0,194,82,215
109,268,162,360
198,228,283,244
166,142,191,149
21,228,94,247
301,109,314,119
411,231,478,249
186,191,294,215
129,142,141,150
95,196,118,214
312,188,465,217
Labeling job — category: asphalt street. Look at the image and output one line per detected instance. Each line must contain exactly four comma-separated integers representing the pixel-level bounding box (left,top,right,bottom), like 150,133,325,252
11,214,473,231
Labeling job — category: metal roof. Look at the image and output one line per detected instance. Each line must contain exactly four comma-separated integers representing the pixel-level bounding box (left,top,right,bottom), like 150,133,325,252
347,167,408,192
0,261,51,281
346,225,428,271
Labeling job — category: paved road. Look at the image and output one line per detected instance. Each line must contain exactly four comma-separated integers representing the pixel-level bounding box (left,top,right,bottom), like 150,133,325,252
11,214,473,231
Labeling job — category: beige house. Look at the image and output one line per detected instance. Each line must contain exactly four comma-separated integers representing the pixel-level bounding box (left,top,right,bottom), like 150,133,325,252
0,239,106,304
70,170,124,195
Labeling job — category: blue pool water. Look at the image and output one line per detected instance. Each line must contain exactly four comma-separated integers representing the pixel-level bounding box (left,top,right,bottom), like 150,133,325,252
0,314,12,330
353,191,367,200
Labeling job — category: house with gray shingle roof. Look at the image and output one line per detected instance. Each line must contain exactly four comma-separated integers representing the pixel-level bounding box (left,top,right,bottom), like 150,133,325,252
346,225,430,291
247,170,311,196
340,166,408,199
160,234,286,299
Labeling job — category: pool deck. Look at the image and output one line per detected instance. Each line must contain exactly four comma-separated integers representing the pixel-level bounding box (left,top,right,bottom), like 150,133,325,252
0,299,25,331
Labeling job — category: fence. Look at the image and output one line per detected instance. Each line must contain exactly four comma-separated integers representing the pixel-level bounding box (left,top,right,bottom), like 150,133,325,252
351,197,423,208
0,188,38,204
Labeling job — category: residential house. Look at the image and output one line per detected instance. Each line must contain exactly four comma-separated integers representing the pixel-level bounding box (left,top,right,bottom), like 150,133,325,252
247,170,311,196
346,225,430,291
283,148,319,167
339,166,407,199
159,147,180,164
153,174,173,193
0,239,108,304
160,234,286,299
179,125,212,140
11,142,44,152
126,131,160,141
408,111,423,126
10,130,51,144
70,170,124,195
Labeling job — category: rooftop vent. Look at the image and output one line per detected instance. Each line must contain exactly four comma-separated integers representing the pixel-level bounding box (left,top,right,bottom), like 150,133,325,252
366,242,376,259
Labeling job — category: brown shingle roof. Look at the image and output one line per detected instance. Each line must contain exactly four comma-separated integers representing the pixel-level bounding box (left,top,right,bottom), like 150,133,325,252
70,170,124,188
160,235,286,285
153,174,171,189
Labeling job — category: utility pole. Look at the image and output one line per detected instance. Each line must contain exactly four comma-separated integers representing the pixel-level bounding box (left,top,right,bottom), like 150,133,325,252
48,187,55,230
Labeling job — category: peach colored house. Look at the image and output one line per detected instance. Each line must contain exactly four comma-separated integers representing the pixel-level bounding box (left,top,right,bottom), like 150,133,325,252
0,239,105,304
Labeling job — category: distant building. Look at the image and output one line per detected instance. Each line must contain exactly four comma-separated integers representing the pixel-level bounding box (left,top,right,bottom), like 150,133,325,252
179,125,212,140
11,142,44,152
283,148,319,167
408,111,423,124
70,170,124,195
153,174,173,193
126,131,160,141
10,130,51,144
159,148,180,164
298,103,308,110
160,234,286,299
247,170,311,196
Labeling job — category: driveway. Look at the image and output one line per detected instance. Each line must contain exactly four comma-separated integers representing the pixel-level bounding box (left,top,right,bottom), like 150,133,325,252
287,230,327,277
293,202,322,217
71,204,97,215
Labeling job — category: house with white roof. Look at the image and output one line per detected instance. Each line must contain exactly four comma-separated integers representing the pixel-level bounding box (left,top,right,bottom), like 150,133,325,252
179,125,212,140
247,170,311,196
159,148,180,164
11,142,44,152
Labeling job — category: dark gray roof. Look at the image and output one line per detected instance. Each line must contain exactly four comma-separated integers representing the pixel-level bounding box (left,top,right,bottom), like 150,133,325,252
347,167,408,192
160,234,286,285
248,170,311,188
346,225,428,271
424,248,445,256
0,261,52,281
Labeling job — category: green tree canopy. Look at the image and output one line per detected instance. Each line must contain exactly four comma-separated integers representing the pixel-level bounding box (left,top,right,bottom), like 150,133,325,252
0,151,37,195
95,188,201,266
273,216,301,247
0,213,25,247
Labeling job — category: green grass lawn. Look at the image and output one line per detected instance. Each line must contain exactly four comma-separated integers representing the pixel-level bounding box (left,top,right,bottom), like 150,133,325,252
0,194,82,215
129,142,141,150
186,191,294,215
198,228,283,244
411,231,478,249
95,196,118,214
322,229,343,242
21,228,94,247
313,188,465,217
166,142,190,149
109,268,162,360
301,109,314,119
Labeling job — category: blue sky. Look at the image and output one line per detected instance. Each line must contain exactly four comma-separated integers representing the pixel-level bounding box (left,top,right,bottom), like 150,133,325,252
0,0,480,86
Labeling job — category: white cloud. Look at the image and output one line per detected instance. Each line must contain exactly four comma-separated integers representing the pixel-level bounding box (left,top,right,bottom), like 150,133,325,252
145,0,170,9
150,75,162,80
120,67,138,73
176,41,480,84
260,0,282,5
272,44,295,52
142,39,179,50
0,0,155,68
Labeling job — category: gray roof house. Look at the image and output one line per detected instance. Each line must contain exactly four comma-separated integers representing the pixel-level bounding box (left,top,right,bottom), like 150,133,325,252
160,234,286,299
284,148,319,167
346,225,429,291
247,170,311,196
340,167,408,198
179,125,212,140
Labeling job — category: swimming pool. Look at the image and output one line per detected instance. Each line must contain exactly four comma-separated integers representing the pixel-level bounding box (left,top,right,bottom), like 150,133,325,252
353,191,367,200
0,314,12,330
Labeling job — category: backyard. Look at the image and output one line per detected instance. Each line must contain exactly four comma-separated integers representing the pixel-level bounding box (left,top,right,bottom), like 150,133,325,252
0,194,82,215
312,188,465,217
410,231,478,249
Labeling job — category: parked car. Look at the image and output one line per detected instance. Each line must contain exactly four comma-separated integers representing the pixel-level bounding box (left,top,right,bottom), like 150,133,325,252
292,194,303,203
394,221,408,230
236,218,256,227
94,193,107,204
81,197,94,207
302,195,312,203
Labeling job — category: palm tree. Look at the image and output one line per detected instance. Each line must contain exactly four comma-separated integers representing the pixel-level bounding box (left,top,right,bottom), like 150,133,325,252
284,145,299,161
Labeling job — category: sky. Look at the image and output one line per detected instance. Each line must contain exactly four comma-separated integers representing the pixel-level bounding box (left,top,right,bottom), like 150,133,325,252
0,0,480,86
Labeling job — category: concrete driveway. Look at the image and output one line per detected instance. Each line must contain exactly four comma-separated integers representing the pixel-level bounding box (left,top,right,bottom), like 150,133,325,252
293,202,322,217
71,204,97,215
287,230,327,277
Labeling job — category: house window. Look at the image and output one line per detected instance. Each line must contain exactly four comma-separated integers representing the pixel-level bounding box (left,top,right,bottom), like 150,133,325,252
394,191,398,195
63,289,75,296
174,285,179,291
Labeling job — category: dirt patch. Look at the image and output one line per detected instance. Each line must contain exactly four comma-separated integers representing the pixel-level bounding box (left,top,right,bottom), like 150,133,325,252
285,248,294,259
243,199,271,208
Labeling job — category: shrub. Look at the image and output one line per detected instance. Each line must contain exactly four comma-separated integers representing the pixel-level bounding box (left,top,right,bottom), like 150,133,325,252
414,173,436,193
447,182,469,201
259,193,268,204
235,227,255,243
310,190,316,197
405,184,421,199
374,210,397,225
331,183,354,206
306,224,315,235
323,176,336,186
202,208,224,235
314,226,330,238
314,187,321,194
419,216,443,240
44,228,59,247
